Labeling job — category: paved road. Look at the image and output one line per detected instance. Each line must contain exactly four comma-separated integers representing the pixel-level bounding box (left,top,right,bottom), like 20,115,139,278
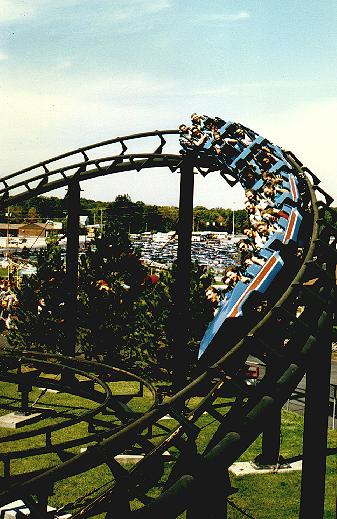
270,360,337,429
286,366,337,427
248,354,337,428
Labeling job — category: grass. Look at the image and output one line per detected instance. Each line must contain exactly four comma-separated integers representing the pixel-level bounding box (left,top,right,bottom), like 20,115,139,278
0,381,336,518
0,268,8,279
141,407,337,519
229,411,337,519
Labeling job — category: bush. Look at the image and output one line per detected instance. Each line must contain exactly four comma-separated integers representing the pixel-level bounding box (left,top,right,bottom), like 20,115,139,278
8,225,214,381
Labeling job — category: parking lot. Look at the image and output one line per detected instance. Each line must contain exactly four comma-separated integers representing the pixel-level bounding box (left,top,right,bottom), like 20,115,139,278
131,233,241,274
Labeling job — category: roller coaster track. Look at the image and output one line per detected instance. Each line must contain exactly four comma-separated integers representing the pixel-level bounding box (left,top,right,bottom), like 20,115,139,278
0,131,184,206
0,354,158,480
0,124,335,517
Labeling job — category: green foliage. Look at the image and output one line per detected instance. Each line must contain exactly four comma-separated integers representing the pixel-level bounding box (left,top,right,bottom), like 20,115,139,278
8,243,67,352
324,206,337,229
105,195,174,233
76,223,214,379
8,226,214,381
26,206,40,223
193,206,248,232
1,193,254,234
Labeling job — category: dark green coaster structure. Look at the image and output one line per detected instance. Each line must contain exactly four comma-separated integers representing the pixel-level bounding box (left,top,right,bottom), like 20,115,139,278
0,121,334,518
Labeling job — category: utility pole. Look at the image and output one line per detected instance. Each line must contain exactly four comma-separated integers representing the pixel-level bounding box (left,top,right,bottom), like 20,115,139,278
100,208,103,236
6,208,11,248
232,204,235,238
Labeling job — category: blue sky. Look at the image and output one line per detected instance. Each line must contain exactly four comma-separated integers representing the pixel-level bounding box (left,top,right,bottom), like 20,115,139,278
1,0,337,208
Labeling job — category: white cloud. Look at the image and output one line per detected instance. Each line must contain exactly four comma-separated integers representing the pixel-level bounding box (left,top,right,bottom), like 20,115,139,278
195,11,250,24
87,74,177,97
103,0,172,25
0,0,172,39
113,0,171,12
0,0,36,24
0,0,72,24
144,0,172,13
0,51,9,61
182,79,327,99
0,73,179,173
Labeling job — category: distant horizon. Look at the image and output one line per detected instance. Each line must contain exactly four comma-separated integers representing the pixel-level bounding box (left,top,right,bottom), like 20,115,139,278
5,192,246,213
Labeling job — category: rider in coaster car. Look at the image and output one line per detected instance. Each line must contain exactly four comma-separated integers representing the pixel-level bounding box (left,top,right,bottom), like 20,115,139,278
245,201,263,225
191,113,207,130
245,188,259,205
203,116,227,136
178,123,194,151
191,113,226,134
205,285,221,315
237,239,265,268
254,147,277,171
253,220,275,248
262,171,284,185
191,126,208,147
178,122,208,156
221,265,250,292
212,132,241,162
234,127,253,147
239,163,258,188
258,184,276,209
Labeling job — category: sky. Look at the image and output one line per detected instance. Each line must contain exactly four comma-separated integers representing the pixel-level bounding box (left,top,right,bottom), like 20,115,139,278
1,0,337,210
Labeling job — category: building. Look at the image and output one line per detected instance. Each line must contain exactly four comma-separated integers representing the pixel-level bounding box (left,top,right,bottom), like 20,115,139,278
0,221,62,239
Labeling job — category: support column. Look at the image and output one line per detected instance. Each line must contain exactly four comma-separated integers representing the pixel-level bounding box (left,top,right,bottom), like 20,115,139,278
186,468,230,519
299,309,332,518
172,157,195,392
64,176,81,357
253,326,284,467
254,406,281,466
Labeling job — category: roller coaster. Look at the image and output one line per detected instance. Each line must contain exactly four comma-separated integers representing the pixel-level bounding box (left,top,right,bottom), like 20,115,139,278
0,116,335,518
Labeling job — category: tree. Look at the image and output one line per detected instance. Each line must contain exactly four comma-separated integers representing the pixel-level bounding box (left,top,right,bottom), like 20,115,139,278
7,206,23,224
76,222,170,375
8,242,67,352
159,206,179,232
8,225,215,380
106,195,139,233
26,207,40,223
234,209,249,233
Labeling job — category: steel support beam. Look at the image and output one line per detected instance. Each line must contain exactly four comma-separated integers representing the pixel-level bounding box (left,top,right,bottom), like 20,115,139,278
172,157,195,392
258,405,282,466
299,309,333,518
186,468,230,519
64,176,81,357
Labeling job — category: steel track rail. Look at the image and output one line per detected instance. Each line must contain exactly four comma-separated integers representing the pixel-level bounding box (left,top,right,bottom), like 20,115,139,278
0,354,157,484
0,130,334,517
1,130,180,183
67,159,331,517
0,160,332,518
127,160,336,518
0,128,221,207
0,155,183,207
